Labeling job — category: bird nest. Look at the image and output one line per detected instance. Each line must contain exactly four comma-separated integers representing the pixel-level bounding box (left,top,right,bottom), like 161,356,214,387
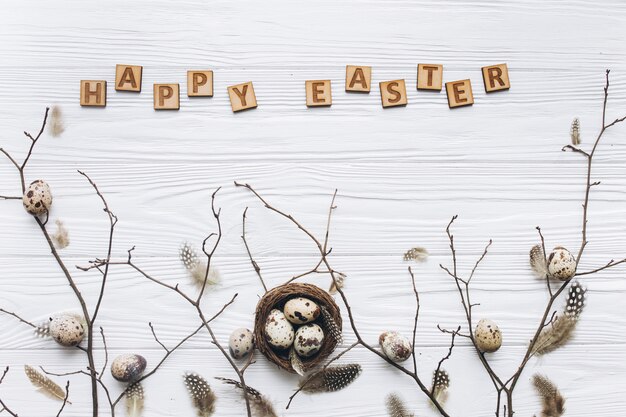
254,283,342,373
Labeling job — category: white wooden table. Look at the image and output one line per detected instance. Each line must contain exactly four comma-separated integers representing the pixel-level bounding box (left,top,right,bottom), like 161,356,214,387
1,1,625,416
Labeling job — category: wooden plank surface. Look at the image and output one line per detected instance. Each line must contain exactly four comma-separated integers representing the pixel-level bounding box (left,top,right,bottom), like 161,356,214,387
1,1,625,416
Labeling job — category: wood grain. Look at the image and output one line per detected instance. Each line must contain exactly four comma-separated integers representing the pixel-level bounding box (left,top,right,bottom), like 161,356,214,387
1,0,625,416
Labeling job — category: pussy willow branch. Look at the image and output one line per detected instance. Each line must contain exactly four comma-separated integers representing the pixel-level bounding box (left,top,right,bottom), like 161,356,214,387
91,189,254,417
235,182,452,417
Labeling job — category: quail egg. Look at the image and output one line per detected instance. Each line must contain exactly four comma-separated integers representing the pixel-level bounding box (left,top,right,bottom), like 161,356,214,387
284,297,321,324
22,180,52,216
379,331,412,362
229,328,254,360
49,314,84,347
547,246,576,281
475,319,502,353
111,354,147,382
264,309,294,350
294,323,325,358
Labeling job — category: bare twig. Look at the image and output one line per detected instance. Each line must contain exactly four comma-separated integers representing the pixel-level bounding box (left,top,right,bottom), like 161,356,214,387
431,326,460,396
0,308,38,328
242,207,268,292
0,367,19,417
55,382,70,417
96,190,253,416
236,182,451,417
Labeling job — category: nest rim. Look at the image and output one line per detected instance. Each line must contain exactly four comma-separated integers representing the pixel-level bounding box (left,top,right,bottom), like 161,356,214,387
254,282,342,373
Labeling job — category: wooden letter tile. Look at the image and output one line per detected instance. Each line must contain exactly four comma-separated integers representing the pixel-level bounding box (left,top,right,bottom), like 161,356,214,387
345,65,371,92
227,82,257,112
379,79,408,108
306,80,332,107
115,64,143,92
153,84,180,110
80,80,107,107
417,64,443,91
482,63,510,93
446,79,474,108
187,70,214,97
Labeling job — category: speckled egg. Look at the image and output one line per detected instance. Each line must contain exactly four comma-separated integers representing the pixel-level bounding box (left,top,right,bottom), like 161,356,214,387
229,328,254,360
294,323,325,358
475,319,502,353
49,314,84,347
547,246,576,281
22,180,52,216
264,309,295,350
283,297,321,324
110,354,147,382
379,331,412,362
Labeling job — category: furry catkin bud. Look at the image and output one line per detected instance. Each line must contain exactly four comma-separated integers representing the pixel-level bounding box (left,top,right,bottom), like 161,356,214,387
300,364,362,393
386,393,414,417
570,118,580,145
183,372,216,417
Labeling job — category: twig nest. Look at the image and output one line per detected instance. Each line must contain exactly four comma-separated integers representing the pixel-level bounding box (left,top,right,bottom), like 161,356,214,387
294,323,325,358
547,247,577,281
264,309,295,350
22,180,52,215
111,354,147,382
475,319,502,353
255,283,342,373
284,297,321,324
228,328,254,360
49,314,84,347
379,331,412,362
